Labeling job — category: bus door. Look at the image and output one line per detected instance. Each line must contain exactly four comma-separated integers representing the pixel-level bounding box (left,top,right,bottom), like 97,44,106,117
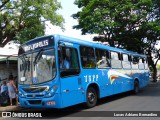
58,42,83,108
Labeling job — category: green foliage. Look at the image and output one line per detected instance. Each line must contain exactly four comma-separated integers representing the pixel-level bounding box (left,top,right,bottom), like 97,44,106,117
73,0,160,81
73,0,159,51
157,64,160,70
0,0,64,45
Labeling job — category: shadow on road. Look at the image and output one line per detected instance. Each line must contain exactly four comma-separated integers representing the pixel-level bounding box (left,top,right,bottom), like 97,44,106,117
136,81,160,97
13,81,160,118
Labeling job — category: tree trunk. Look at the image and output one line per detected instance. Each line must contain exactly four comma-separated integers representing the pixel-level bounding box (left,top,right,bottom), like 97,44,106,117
147,49,158,82
152,65,157,82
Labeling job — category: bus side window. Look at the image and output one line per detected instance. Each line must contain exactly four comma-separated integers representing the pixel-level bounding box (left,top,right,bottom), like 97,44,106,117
80,46,96,68
122,54,131,69
139,57,145,70
111,51,122,69
95,48,110,68
144,58,148,70
131,56,139,69
60,47,80,77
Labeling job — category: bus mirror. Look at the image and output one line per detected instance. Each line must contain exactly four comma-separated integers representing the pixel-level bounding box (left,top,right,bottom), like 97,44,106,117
58,42,65,47
21,77,26,82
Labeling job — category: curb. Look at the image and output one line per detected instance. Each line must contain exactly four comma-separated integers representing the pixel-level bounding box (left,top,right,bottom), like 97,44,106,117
0,106,19,112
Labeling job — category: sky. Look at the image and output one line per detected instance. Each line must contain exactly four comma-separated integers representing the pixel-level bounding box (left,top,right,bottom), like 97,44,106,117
45,0,94,41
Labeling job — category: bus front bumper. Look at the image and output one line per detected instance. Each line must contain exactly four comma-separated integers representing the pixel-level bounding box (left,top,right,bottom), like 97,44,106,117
19,94,61,108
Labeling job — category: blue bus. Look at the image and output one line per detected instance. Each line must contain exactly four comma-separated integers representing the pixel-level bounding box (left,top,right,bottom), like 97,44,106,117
18,34,149,108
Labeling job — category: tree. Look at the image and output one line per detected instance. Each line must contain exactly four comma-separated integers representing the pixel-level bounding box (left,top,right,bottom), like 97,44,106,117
139,0,160,82
73,0,160,82
0,0,9,10
73,0,152,47
157,64,160,70
0,0,64,46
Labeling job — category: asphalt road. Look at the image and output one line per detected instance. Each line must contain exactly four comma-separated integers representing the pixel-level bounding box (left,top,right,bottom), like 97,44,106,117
1,81,160,120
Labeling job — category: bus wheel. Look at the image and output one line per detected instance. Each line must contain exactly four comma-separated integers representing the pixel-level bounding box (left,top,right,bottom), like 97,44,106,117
133,80,139,94
86,87,97,108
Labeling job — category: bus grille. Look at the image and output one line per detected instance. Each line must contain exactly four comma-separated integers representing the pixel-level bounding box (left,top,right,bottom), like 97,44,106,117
22,87,47,93
28,100,42,105
27,94,44,98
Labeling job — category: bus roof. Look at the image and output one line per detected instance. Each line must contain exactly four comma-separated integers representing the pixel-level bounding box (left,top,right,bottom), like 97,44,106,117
56,34,146,58
22,34,146,58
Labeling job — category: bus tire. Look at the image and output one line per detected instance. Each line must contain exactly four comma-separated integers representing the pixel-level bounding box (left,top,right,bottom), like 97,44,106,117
86,87,97,108
133,80,139,94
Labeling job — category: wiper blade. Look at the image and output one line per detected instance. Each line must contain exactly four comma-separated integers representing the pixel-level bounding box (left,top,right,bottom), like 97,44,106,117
19,55,27,76
33,49,43,67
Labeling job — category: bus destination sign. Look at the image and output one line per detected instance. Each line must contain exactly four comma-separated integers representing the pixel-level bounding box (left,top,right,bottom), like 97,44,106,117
24,40,49,52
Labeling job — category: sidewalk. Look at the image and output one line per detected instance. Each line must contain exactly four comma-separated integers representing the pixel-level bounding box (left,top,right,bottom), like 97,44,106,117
149,79,160,84
0,105,20,112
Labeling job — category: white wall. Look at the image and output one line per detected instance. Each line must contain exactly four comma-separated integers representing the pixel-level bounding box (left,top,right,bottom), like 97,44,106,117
0,64,18,82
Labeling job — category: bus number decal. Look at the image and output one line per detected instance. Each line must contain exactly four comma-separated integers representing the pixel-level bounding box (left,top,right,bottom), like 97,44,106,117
84,75,99,83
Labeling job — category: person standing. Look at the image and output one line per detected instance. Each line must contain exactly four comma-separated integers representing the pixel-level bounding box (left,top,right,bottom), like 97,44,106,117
7,76,18,106
1,81,8,93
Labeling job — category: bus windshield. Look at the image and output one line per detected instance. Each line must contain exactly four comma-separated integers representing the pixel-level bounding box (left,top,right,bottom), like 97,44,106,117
18,49,56,85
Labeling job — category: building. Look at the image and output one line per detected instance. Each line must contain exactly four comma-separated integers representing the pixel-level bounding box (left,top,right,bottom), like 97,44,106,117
0,41,20,85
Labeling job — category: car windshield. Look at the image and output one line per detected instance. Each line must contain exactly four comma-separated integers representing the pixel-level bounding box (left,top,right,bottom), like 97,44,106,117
18,49,56,85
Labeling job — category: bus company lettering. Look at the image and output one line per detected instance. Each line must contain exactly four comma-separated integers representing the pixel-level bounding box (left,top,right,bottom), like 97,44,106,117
84,75,99,83
24,40,49,51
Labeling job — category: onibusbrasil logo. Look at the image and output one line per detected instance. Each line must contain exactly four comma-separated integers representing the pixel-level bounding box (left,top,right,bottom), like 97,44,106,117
2,112,42,118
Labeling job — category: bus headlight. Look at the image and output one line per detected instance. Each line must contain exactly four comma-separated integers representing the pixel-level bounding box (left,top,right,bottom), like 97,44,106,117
45,86,58,97
45,89,55,97
19,91,26,98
